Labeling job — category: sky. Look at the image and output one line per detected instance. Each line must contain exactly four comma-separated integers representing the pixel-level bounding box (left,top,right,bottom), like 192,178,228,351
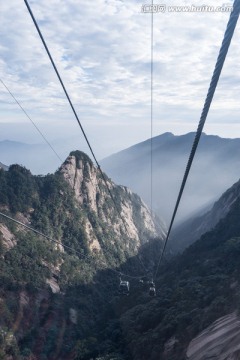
1,0,240,165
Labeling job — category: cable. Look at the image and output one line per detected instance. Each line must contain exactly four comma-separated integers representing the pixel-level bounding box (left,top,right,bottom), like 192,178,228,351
150,0,154,217
0,78,63,164
23,0,148,276
154,0,240,280
149,0,154,281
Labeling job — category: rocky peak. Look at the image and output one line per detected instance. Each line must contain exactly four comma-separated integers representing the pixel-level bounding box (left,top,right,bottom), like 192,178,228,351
60,151,166,251
60,151,99,212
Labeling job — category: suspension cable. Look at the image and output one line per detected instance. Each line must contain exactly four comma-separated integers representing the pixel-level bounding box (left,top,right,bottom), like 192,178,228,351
154,0,240,280
23,0,148,276
150,0,154,217
0,78,63,164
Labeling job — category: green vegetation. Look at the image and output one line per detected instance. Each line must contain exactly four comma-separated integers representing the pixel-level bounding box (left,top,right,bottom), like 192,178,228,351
1,154,240,359
112,198,240,360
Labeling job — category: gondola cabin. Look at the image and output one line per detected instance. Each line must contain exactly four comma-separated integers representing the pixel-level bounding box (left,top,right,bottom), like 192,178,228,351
149,282,156,297
119,280,130,295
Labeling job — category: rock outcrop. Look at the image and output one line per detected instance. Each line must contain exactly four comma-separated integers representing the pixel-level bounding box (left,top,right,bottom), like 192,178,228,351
60,151,166,252
186,312,240,360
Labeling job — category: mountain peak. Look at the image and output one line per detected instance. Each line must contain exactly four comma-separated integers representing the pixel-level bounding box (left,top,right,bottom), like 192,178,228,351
0,162,8,171
59,151,165,247
69,150,93,166
160,132,174,137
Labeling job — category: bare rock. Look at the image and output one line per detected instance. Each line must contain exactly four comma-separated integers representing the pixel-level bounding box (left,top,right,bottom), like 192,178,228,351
186,312,240,360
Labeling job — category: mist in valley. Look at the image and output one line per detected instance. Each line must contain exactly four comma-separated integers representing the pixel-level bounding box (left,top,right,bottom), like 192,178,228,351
1,132,240,226
101,132,240,224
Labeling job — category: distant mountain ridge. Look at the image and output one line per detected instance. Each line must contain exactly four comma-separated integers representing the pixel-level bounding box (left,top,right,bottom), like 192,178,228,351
0,139,49,173
101,132,240,222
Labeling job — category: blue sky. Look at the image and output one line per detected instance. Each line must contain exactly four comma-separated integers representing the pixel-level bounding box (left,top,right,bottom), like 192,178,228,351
1,0,240,163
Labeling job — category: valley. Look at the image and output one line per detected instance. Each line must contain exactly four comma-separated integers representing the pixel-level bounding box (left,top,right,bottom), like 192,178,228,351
1,149,240,359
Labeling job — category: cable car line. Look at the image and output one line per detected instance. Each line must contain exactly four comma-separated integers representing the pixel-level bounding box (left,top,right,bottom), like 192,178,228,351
150,0,154,217
0,78,63,164
23,0,148,277
154,0,240,280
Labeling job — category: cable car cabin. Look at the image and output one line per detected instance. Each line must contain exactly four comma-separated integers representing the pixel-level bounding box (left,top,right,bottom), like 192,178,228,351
149,282,156,297
119,280,130,295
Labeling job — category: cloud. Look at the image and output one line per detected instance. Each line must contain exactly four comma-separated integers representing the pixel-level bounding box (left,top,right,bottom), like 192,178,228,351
0,0,240,161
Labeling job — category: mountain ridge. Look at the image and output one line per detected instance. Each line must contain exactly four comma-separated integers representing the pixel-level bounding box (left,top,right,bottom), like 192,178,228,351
101,132,240,222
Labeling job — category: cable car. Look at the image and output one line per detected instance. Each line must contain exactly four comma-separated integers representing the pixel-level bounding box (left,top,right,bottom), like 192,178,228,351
119,280,130,295
149,281,156,297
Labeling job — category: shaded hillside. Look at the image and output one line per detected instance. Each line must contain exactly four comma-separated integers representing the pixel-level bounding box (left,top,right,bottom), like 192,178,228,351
101,132,240,222
111,193,240,360
171,178,240,252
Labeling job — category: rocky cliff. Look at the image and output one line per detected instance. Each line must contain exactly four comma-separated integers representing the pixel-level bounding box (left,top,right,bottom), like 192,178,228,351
59,151,166,255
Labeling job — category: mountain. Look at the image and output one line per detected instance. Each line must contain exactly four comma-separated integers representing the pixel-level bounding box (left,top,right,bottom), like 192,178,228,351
0,139,80,175
0,161,8,170
0,150,166,359
0,137,98,175
171,178,240,252
59,151,166,250
0,150,165,261
0,140,54,174
2,149,240,360
100,132,240,222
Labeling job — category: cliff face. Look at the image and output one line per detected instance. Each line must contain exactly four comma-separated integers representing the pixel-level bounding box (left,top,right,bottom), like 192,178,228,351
60,151,166,253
